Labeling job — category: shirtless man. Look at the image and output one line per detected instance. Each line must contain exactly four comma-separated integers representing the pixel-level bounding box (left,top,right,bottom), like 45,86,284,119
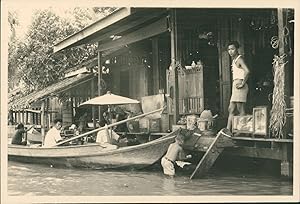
161,135,191,176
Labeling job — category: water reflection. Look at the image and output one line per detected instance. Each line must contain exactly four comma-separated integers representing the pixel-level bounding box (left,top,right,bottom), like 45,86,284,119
162,177,176,195
8,161,292,196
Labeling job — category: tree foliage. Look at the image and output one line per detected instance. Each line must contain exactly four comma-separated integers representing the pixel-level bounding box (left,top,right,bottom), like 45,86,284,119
8,7,117,93
8,11,21,90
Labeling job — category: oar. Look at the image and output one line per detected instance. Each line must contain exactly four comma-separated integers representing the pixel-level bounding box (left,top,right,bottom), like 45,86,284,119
55,107,165,146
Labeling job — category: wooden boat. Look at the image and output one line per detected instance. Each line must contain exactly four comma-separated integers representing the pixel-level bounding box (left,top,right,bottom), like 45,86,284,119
8,130,178,170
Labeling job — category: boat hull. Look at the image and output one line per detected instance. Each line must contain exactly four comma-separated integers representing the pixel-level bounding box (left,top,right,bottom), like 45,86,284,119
8,131,177,170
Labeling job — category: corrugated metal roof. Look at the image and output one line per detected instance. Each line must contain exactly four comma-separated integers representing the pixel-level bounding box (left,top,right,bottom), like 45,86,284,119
9,73,95,110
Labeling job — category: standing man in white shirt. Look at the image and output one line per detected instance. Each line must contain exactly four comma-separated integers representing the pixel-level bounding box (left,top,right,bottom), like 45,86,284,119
43,119,63,147
226,41,250,132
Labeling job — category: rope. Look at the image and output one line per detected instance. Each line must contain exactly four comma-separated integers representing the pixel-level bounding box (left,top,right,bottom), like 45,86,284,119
270,36,278,49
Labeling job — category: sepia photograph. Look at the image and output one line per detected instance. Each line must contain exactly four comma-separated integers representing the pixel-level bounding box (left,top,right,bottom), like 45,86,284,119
1,0,299,203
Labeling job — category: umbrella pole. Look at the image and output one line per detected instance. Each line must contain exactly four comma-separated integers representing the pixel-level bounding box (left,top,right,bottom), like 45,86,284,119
108,105,112,142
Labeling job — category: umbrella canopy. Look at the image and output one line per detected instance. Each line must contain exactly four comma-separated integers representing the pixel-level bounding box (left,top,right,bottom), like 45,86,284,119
79,91,140,106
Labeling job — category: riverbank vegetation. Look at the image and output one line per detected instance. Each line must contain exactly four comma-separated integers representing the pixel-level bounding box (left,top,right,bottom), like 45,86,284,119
8,7,117,94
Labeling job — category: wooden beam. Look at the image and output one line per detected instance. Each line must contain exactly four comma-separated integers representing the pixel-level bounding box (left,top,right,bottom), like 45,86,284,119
88,13,167,45
232,136,293,143
98,17,168,52
53,8,133,53
152,37,159,94
223,146,283,160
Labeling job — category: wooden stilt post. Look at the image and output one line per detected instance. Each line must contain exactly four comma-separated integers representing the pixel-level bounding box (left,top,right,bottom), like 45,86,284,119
41,100,45,145
91,77,96,128
24,111,28,124
17,111,20,124
97,42,103,124
277,8,292,178
169,8,179,125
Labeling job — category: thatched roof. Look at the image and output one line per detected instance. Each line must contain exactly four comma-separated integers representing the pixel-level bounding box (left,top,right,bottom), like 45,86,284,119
9,73,95,110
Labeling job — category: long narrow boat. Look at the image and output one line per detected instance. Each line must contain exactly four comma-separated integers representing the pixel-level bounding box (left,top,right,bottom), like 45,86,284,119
8,130,178,170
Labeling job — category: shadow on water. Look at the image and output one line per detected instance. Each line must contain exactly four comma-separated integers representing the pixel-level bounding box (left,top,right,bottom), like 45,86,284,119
8,155,293,196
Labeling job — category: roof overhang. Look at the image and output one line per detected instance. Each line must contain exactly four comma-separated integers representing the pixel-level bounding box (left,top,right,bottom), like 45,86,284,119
9,73,96,110
53,8,168,53
54,7,132,53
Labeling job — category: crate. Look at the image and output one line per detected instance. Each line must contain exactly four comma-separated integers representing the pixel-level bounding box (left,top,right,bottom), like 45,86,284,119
149,119,160,132
139,118,149,132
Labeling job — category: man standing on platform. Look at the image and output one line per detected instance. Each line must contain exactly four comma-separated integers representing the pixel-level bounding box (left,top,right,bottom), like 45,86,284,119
226,41,250,132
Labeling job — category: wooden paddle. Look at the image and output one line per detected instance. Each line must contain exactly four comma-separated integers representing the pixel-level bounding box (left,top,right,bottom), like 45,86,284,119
55,107,165,146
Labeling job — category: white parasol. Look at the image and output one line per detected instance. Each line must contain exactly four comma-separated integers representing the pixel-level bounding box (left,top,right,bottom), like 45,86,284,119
79,91,140,106
79,91,140,139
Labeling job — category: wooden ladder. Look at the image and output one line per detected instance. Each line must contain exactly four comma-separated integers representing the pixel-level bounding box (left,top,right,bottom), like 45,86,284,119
190,129,235,179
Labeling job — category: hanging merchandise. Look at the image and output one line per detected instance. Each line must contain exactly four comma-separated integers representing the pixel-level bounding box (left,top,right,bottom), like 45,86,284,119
269,54,288,139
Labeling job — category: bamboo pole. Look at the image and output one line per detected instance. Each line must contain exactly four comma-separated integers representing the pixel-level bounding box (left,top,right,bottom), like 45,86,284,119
55,107,165,146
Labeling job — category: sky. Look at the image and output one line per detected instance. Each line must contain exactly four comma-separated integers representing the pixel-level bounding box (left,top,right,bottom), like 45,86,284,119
5,0,105,40
10,6,77,40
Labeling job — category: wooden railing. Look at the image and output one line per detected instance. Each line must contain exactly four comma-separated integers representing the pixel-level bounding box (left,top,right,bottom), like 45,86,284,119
179,97,204,115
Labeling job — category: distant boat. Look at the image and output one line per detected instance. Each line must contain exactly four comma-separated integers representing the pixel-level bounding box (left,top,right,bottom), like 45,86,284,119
8,130,178,170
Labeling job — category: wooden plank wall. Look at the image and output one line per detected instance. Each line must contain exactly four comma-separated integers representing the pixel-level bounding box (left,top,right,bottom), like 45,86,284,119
62,100,73,126
217,16,232,117
175,10,218,114
216,15,251,117
110,42,152,100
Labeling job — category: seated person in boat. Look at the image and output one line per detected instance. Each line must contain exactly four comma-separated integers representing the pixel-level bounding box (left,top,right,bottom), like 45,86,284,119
43,119,63,147
63,124,85,145
96,121,127,149
161,134,191,177
103,105,128,132
11,123,34,145
78,112,88,133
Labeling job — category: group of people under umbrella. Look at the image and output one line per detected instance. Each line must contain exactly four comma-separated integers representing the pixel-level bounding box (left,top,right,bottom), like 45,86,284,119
57,91,142,148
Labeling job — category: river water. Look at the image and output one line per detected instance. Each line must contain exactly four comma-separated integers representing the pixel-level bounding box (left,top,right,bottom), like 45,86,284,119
7,159,293,197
